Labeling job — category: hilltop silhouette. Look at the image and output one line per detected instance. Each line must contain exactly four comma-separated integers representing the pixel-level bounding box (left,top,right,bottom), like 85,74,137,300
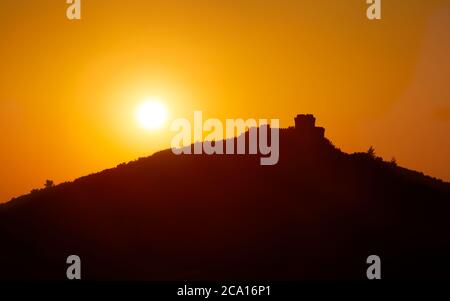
0,114,449,280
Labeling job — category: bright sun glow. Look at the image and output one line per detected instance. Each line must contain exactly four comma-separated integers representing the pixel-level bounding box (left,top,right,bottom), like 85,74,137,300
136,99,168,130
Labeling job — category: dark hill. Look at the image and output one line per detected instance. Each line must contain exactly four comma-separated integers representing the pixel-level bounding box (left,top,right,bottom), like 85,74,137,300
1,115,449,280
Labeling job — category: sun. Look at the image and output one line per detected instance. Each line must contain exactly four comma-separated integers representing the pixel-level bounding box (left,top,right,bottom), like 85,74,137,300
136,99,168,130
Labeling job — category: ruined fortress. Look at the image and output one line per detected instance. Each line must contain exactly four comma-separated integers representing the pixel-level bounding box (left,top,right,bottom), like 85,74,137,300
293,114,325,138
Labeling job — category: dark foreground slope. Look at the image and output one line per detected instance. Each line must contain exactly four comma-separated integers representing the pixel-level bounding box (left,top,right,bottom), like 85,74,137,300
0,128,449,280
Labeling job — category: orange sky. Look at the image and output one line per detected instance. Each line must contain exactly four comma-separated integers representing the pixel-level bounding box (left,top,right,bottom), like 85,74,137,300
1,0,449,202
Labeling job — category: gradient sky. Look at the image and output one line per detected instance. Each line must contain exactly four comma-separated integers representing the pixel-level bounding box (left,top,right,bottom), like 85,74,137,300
1,0,449,202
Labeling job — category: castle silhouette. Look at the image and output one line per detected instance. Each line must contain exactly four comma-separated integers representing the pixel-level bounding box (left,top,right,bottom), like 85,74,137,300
294,114,325,138
281,114,326,141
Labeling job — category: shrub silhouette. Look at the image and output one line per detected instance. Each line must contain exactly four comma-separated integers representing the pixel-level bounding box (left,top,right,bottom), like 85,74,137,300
390,157,397,166
44,180,54,189
367,146,376,158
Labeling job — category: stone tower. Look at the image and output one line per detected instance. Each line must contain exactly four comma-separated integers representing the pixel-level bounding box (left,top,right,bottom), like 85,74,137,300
294,114,325,138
